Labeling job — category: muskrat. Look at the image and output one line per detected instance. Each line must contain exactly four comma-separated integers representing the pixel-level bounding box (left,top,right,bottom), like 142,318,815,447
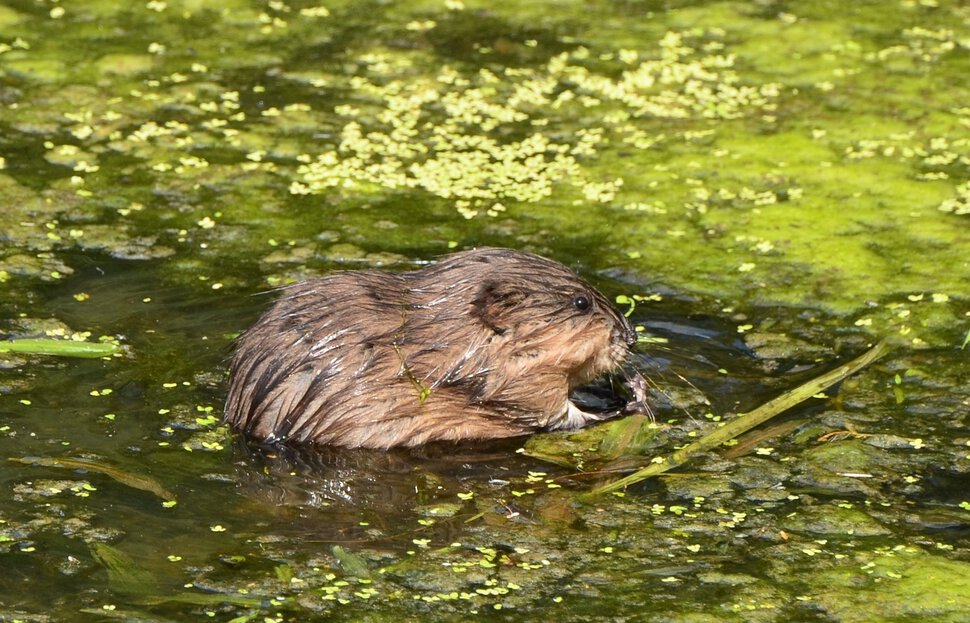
224,247,640,449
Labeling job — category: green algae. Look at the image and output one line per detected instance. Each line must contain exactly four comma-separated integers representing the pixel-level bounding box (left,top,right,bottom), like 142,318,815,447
0,0,965,347
813,547,970,623
1,1,969,622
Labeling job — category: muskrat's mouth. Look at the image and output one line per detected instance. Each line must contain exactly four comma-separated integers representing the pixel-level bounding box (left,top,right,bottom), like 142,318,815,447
607,326,648,416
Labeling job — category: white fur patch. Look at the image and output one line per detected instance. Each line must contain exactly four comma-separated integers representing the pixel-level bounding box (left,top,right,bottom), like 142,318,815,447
547,401,607,430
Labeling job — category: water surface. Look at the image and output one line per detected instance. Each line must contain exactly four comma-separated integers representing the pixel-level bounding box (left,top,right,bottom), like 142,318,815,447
1,1,969,621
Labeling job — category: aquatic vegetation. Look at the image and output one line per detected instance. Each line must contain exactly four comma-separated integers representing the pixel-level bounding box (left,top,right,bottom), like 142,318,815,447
1,1,969,622
0,338,119,358
289,29,780,212
0,1,965,335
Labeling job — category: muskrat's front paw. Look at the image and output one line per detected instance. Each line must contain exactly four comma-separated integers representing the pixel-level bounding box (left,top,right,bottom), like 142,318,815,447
544,401,613,431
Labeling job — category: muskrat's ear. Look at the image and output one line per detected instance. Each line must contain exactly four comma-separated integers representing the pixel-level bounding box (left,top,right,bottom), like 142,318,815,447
473,280,525,335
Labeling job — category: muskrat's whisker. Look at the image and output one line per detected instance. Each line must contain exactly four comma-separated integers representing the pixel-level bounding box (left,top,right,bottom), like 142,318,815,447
623,344,713,425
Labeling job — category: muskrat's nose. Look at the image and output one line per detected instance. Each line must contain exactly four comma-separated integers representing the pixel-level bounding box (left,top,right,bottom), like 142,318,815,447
616,316,638,347
623,326,638,346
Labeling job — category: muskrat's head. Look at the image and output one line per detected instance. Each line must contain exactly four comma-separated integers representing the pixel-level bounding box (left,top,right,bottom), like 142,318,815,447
473,253,634,377
415,248,637,412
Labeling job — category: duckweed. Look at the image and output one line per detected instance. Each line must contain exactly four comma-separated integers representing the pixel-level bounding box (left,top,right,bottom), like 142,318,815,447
1,1,969,622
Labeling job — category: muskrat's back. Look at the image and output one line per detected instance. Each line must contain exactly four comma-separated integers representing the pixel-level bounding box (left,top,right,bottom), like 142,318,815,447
224,247,637,449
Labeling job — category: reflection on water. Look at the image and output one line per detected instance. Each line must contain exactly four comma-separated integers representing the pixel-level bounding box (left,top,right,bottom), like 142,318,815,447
231,439,538,538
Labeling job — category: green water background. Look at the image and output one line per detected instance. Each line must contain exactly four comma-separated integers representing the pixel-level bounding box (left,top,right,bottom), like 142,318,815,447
1,1,969,621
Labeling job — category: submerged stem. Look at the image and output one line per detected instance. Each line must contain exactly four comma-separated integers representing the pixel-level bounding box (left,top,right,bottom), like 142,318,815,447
586,339,895,497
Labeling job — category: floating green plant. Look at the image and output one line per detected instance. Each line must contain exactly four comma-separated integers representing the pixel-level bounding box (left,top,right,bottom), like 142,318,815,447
0,338,119,358
586,339,895,496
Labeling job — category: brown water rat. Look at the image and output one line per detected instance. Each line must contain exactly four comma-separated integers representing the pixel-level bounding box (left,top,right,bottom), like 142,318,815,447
224,247,639,449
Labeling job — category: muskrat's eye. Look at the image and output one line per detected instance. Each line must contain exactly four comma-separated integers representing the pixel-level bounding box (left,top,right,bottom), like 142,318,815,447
572,294,592,312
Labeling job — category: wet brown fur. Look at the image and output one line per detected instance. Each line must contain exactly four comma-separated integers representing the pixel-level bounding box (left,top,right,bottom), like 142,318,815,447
224,247,637,449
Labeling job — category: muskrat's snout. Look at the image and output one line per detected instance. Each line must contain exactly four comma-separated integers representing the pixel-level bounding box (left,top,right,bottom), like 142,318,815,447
612,311,638,348
619,320,638,347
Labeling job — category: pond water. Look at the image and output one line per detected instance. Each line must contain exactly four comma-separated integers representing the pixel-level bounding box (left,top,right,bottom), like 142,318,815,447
1,0,969,621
